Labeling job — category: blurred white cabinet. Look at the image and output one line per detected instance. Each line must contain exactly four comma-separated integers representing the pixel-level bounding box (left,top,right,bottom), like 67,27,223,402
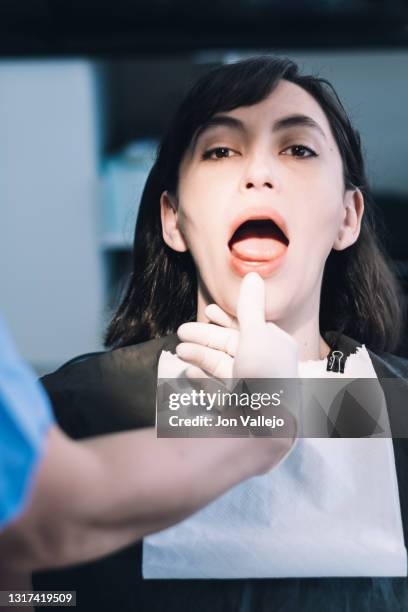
0,60,104,372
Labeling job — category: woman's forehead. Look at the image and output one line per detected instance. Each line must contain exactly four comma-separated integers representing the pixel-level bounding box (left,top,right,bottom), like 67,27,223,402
215,80,332,139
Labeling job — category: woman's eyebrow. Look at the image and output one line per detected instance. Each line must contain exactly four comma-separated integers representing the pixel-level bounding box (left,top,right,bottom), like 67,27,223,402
190,116,244,154
190,113,327,155
273,114,327,140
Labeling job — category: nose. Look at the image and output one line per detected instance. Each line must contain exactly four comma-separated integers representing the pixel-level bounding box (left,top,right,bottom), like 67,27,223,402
239,149,276,193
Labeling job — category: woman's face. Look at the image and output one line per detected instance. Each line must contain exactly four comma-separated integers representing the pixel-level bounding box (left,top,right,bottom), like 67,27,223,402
161,79,364,326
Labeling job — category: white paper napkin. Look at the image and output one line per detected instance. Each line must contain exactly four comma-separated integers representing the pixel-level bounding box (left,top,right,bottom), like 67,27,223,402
143,345,407,578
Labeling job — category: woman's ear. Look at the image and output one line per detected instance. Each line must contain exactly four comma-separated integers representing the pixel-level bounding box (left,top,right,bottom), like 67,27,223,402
333,187,365,251
160,190,188,252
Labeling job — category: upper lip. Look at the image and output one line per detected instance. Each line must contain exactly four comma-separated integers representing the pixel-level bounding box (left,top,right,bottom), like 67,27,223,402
227,207,290,246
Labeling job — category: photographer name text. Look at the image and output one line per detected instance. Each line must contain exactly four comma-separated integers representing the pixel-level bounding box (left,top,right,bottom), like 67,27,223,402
168,414,285,428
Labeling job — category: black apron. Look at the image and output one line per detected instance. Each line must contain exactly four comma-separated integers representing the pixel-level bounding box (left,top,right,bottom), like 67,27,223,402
33,332,408,611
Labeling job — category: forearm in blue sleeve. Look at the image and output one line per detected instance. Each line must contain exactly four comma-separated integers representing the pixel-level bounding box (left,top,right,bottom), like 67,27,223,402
0,315,54,529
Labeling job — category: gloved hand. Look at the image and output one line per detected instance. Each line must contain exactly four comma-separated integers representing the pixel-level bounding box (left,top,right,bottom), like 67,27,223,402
176,272,300,380
176,272,300,449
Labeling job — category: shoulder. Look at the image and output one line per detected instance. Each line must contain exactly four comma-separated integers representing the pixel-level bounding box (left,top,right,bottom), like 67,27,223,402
325,330,408,379
41,334,179,438
44,334,179,384
368,350,408,379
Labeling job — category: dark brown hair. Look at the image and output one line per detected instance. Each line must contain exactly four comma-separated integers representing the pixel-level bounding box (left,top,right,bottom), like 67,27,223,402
105,56,404,354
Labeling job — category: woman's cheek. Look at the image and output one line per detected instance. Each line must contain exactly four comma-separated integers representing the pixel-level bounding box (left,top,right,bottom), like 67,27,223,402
312,194,343,240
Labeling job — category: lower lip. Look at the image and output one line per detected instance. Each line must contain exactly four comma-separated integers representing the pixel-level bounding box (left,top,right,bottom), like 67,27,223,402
229,249,287,278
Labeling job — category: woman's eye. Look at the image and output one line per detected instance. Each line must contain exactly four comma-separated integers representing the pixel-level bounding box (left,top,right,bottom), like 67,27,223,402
202,147,237,161
202,144,317,161
281,144,317,158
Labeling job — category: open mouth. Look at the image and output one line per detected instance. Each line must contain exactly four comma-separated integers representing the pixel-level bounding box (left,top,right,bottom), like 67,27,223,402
228,218,289,262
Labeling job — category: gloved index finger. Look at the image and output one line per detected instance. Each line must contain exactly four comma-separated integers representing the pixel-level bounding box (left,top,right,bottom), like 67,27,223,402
177,322,238,356
236,272,266,331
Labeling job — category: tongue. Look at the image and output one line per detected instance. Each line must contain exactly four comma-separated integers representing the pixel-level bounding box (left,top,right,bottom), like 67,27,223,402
230,224,287,261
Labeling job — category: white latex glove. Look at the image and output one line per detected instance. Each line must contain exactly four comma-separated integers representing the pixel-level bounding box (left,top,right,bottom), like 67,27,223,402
176,272,300,447
176,272,299,381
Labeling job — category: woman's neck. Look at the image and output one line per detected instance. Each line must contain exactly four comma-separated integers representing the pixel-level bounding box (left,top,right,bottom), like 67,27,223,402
196,288,331,363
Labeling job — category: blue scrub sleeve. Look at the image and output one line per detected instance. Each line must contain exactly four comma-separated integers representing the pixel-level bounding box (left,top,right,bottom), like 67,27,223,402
0,315,54,530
